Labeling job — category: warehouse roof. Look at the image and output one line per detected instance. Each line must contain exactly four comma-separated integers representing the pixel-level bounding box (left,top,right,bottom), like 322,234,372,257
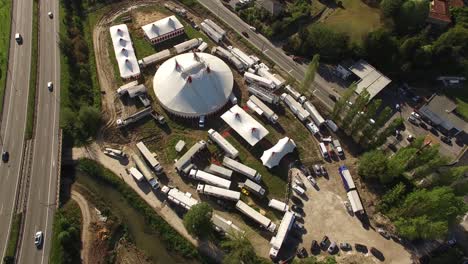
153,52,234,117
349,60,391,100
142,15,184,40
261,137,296,168
221,105,269,146
109,24,140,79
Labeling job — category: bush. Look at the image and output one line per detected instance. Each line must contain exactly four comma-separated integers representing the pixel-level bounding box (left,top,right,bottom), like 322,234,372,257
183,203,214,238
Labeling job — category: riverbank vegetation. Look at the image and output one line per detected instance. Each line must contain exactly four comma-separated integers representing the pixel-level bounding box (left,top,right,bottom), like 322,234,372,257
59,0,101,146
2,213,22,264
0,0,11,112
50,201,82,264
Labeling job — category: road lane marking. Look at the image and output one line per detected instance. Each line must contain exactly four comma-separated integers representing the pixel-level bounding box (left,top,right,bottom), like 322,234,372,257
288,69,293,73
0,204,4,215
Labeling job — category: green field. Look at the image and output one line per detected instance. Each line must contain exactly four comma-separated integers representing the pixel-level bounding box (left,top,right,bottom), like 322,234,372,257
25,0,39,139
0,0,12,112
322,0,382,43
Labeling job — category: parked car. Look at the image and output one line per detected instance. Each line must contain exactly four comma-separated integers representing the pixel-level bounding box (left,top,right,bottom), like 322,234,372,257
343,201,353,215
339,242,352,251
311,240,319,251
293,211,303,220
294,177,305,188
292,184,305,195
377,228,390,239
441,136,452,145
411,111,421,119
370,247,385,261
407,134,415,141
34,231,44,248
291,195,303,206
447,238,457,246
408,116,420,125
320,165,327,176
296,247,307,258
294,222,304,230
307,175,317,186
327,242,338,254
48,11,53,18
320,236,329,248
313,165,321,176
2,151,9,162
355,243,368,253
292,205,304,214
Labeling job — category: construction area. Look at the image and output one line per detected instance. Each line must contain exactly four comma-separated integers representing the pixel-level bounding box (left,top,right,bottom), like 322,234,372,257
79,0,414,262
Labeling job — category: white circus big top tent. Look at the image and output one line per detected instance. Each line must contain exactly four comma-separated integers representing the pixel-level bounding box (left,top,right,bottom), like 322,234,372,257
261,137,296,168
153,52,234,118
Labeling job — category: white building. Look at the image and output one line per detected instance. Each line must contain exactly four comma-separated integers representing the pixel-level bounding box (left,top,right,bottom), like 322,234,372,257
142,15,184,44
261,137,296,168
153,52,234,118
348,60,391,100
109,24,140,80
221,105,269,146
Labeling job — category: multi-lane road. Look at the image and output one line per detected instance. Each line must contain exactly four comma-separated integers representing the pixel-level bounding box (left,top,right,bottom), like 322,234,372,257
198,0,337,108
18,0,61,263
0,0,33,260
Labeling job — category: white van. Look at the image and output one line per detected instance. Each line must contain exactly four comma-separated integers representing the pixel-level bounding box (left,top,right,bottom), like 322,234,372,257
306,122,319,135
292,184,305,195
319,142,328,159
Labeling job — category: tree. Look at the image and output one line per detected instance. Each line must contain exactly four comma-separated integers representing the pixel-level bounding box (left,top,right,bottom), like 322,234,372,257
380,0,404,17
350,99,382,136
75,106,101,143
341,90,369,131
332,83,356,120
358,150,388,181
299,54,320,93
395,0,430,33
183,202,213,238
221,231,258,264
364,29,398,72
377,182,407,212
451,7,468,28
432,26,468,75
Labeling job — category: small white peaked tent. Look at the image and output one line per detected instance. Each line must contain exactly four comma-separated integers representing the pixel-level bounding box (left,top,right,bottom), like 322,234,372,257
261,137,296,168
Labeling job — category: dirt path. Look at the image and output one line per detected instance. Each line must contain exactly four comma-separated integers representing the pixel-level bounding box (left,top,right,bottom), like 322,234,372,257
71,190,92,264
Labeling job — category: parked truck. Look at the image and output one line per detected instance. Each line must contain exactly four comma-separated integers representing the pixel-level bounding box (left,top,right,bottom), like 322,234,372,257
280,93,310,122
116,107,153,127
247,85,280,105
247,95,278,124
303,101,325,127
200,22,223,43
206,164,233,179
222,156,261,182
333,139,344,156
208,129,239,159
244,72,276,90
242,179,266,196
236,201,276,232
132,154,159,189
189,169,231,189
197,184,241,201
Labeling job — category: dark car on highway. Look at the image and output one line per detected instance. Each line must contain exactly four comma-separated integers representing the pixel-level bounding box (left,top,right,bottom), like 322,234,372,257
241,31,249,38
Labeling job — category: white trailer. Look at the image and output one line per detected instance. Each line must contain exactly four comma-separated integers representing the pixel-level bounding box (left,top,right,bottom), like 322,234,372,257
197,42,208,52
200,22,223,43
268,199,289,212
103,147,125,158
212,46,244,71
116,107,153,127
129,167,144,182
222,156,261,182
204,19,226,36
270,211,295,258
303,101,325,127
117,81,138,95
229,47,256,68
242,179,265,196
229,56,244,71
257,68,285,88
174,38,203,54
247,95,278,124
236,201,276,232
161,186,198,210
132,154,159,189
197,184,241,201
280,93,310,122
319,142,328,159
189,169,231,189
206,164,233,179
174,140,207,173
208,129,239,159
136,141,163,175
247,85,280,105
347,190,364,214
138,49,171,68
123,84,147,98
212,214,245,236
244,72,275,90
285,85,301,100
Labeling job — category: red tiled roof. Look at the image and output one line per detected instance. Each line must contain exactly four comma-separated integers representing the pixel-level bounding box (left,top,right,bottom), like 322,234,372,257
429,0,451,23
450,0,464,8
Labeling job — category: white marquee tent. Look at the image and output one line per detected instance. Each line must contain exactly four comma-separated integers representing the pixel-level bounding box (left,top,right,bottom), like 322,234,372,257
109,24,140,80
221,105,269,146
261,137,296,168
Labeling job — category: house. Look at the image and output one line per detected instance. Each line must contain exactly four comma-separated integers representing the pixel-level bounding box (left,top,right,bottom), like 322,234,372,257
427,0,465,26
418,95,467,138
256,0,284,16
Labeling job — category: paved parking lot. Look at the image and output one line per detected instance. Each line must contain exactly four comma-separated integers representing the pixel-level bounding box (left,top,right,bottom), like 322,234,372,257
288,165,412,264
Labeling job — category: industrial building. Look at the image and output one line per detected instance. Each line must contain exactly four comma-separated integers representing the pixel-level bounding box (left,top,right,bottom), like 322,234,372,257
236,201,276,232
261,137,296,168
221,105,269,146
247,95,278,124
142,15,184,44
223,156,262,182
109,24,140,80
161,186,199,210
153,52,234,118
208,129,239,159
197,184,241,201
348,60,391,100
269,211,295,258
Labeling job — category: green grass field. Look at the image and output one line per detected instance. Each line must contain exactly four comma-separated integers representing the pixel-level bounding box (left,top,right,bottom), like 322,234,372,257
322,0,382,43
0,0,12,112
25,0,39,139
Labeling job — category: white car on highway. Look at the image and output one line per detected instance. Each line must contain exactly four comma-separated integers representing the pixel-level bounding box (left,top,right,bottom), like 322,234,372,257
47,82,53,91
34,231,43,248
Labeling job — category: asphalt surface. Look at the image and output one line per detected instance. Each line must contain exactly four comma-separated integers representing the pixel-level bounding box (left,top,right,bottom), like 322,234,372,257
0,0,33,260
197,0,337,109
17,0,60,263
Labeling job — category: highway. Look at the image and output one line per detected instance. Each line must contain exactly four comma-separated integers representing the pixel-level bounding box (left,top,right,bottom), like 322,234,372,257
0,0,33,260
197,0,337,109
17,0,61,263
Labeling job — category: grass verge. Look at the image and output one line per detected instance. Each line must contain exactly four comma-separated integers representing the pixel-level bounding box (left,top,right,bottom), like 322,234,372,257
76,158,207,261
0,0,12,113
3,213,22,262
25,0,39,139
50,200,82,264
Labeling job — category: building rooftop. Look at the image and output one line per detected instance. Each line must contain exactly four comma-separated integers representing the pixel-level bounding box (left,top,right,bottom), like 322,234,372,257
349,60,391,100
419,95,467,133
142,15,184,40
428,0,464,24
109,24,140,79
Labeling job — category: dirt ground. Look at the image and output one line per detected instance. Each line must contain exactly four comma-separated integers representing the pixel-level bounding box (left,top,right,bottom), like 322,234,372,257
114,240,153,264
71,190,93,264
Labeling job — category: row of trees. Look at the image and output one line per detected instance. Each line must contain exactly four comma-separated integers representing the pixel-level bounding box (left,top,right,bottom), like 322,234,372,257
182,202,269,263
60,0,101,146
51,203,82,264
